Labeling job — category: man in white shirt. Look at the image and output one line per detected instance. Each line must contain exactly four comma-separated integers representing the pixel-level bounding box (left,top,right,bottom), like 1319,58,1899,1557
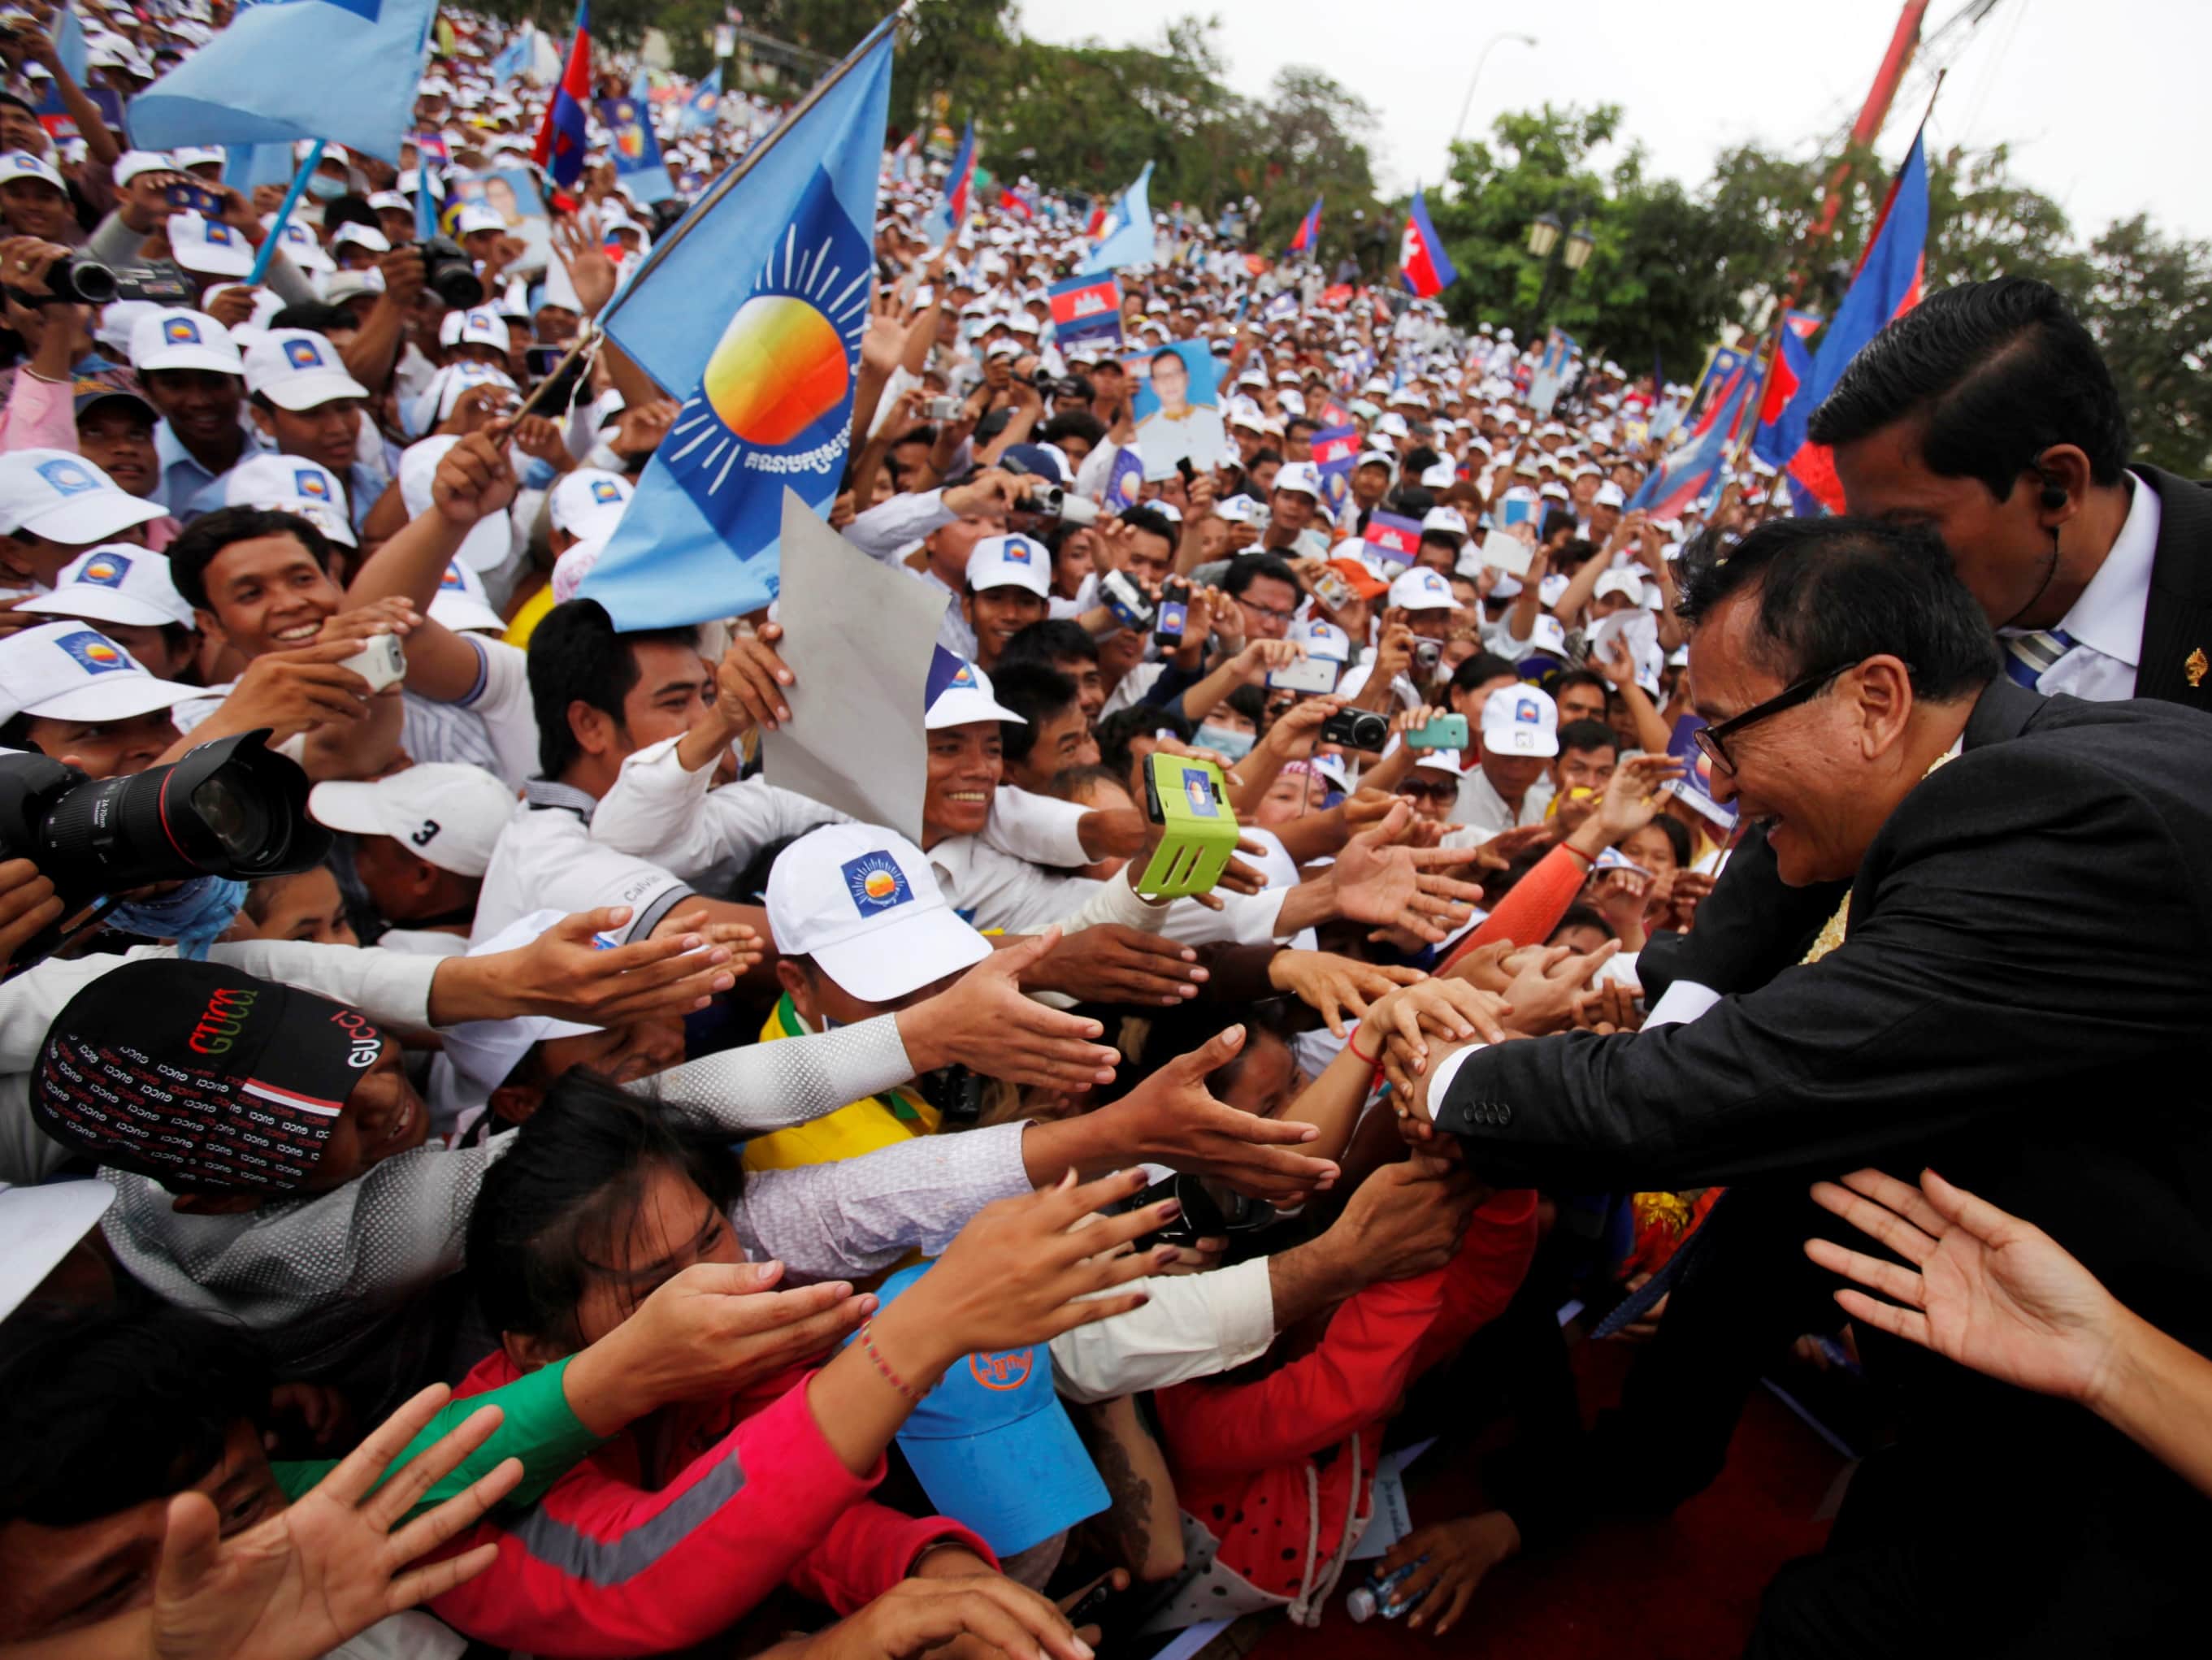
839,466,1029,659
1448,683,1559,840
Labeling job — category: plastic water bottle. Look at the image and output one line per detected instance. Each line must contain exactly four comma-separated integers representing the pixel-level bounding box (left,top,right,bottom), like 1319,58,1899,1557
1345,1558,1428,1622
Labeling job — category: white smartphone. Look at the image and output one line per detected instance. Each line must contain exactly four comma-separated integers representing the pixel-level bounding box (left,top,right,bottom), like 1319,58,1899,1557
1481,529,1533,578
1267,655,1340,695
340,633,406,691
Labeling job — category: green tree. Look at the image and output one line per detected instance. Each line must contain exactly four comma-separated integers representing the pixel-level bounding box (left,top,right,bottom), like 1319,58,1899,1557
2071,215,2212,476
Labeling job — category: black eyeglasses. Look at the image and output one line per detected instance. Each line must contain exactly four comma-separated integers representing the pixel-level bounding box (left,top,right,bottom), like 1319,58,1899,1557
1694,661,1881,773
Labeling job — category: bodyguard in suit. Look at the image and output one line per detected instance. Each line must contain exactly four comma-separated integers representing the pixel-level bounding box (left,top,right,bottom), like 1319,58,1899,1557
1416,518,2212,1657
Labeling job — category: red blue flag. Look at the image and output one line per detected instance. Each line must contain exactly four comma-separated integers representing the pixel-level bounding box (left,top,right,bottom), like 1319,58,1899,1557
1290,196,1321,254
1397,189,1456,298
1765,128,1930,511
926,119,974,245
1628,368,1756,520
532,2,591,189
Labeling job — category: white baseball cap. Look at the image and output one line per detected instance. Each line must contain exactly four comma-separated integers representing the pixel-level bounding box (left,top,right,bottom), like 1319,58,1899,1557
113,150,174,189
452,203,506,236
1420,462,1459,490
1410,747,1465,777
329,221,392,258
766,824,991,1003
1355,448,1395,471
267,219,334,273
1287,616,1351,662
429,559,508,635
0,150,66,192
966,532,1049,597
438,306,511,353
398,436,510,571
128,308,243,375
1273,461,1323,499
309,762,516,878
0,1179,112,1325
1421,505,1469,540
1387,566,1456,613
222,455,358,548
406,362,518,437
550,468,632,539
1594,568,1646,605
242,329,369,411
1376,413,1411,439
926,656,1023,730
435,909,598,1095
1481,683,1559,758
0,622,198,725
551,533,609,605
18,546,194,629
1594,481,1627,508
166,213,254,278
0,450,163,545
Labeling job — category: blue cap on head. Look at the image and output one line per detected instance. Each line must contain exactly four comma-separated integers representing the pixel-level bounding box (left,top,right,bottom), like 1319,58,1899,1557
854,1261,1109,1556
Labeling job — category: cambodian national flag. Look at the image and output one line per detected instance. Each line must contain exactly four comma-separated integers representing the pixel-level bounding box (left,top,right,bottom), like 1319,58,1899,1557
1398,189,1456,298
1769,128,1930,512
1627,367,1754,520
577,18,893,630
533,2,591,189
1751,323,1815,470
926,121,974,245
1290,196,1321,255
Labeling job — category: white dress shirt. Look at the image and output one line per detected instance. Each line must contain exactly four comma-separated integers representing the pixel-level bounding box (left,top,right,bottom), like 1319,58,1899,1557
2019,470,2162,704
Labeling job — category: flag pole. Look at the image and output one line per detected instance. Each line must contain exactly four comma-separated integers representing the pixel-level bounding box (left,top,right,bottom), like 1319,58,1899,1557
514,5,905,420
245,141,323,286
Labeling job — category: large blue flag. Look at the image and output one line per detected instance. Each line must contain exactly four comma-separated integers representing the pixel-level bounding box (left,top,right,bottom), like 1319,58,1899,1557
577,21,894,629
128,0,435,163
491,23,532,85
54,3,87,84
1078,163,1156,274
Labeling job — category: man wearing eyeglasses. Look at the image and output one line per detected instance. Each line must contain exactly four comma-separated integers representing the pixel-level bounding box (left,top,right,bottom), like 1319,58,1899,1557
1402,515,2212,1658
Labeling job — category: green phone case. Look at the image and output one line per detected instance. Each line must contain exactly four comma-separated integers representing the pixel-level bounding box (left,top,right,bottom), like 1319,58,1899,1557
1134,753,1241,899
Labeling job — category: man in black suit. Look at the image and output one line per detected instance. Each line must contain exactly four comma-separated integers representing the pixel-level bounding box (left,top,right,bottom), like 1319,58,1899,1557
1416,517,2212,1656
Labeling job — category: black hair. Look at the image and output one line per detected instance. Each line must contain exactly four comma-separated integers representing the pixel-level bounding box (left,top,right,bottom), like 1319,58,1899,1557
1118,505,1178,547
1556,717,1619,759
1114,999,1295,1103
1284,416,1319,441
1638,811,1694,869
1806,277,2129,497
1416,530,1461,556
1676,517,2001,701
1223,552,1302,600
1225,683,1269,724
465,1072,744,1350
1249,446,1282,470
1451,651,1520,696
1149,345,1186,372
166,505,333,612
0,1306,271,1528
1000,618,1099,670
1549,904,1614,946
1038,410,1105,449
269,301,358,335
1095,703,1193,778
991,661,1079,765
318,195,381,236
526,599,700,779
1552,667,1610,706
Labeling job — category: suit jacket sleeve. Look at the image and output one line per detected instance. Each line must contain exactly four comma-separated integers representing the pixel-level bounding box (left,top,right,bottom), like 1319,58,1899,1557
1435,747,2212,1189
1662,822,1850,997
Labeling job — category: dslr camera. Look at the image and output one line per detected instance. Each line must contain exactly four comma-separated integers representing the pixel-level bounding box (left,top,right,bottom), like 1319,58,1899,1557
410,235,484,310
0,733,330,971
33,254,193,307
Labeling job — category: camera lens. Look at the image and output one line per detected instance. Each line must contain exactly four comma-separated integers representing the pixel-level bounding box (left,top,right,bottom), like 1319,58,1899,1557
189,771,268,860
51,254,117,306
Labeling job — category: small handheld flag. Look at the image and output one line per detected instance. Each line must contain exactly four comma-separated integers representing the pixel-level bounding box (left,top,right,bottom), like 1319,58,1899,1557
1047,272,1121,349
533,2,592,190
925,120,975,245
1398,189,1457,298
598,72,674,206
1079,163,1157,275
1289,196,1322,255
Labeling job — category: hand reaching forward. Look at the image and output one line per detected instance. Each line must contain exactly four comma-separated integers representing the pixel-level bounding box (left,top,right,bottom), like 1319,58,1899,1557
146,1385,518,1660
1333,801,1487,943
1804,1167,2126,1406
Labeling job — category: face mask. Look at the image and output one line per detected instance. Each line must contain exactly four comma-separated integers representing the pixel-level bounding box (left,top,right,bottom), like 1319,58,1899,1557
1192,722,1255,761
106,875,248,961
306,174,345,202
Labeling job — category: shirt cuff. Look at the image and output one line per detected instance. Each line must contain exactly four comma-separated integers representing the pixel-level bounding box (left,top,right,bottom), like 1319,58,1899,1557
1644,979,1720,1029
1425,1040,1491,1129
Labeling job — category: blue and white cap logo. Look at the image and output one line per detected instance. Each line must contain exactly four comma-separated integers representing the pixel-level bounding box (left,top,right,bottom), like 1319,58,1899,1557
589,479,622,504
293,468,331,500
36,458,98,497
840,851,913,915
56,630,129,675
283,338,323,370
1515,697,1540,724
163,317,200,344
79,553,130,587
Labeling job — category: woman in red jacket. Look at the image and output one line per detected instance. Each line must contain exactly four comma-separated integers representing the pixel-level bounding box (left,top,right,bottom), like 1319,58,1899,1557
430,1073,1182,1658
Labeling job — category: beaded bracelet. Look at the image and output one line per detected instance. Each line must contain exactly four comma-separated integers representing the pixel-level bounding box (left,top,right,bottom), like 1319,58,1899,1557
859,1320,929,1402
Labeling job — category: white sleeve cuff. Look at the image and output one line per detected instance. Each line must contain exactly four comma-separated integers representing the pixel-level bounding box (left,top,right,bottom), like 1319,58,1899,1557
1644,978,1721,1029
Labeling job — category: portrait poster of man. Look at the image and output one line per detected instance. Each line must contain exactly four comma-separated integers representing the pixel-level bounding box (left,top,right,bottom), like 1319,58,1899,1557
1130,340,1225,480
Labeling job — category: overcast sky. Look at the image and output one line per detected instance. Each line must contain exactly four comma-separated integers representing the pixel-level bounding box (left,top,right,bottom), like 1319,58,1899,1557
1015,0,2210,244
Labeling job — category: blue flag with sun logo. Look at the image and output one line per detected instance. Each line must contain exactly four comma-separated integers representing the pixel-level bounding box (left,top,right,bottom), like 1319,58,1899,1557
577,20,893,630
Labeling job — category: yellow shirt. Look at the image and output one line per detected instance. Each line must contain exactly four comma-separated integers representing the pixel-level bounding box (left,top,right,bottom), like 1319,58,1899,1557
740,993,940,1172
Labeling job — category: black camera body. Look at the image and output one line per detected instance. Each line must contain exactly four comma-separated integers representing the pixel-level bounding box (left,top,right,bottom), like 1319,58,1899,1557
1320,708,1390,751
44,254,193,307
412,235,484,310
0,733,329,971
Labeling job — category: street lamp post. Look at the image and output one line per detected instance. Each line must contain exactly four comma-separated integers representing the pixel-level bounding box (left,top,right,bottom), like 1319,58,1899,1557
1526,208,1595,331
1449,31,1538,163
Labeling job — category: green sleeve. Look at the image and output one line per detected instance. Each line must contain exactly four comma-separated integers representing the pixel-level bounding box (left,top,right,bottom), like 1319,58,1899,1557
271,1355,606,1518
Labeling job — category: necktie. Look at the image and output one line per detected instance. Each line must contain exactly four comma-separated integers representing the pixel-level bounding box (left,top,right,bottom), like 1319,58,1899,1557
2002,626,2075,689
